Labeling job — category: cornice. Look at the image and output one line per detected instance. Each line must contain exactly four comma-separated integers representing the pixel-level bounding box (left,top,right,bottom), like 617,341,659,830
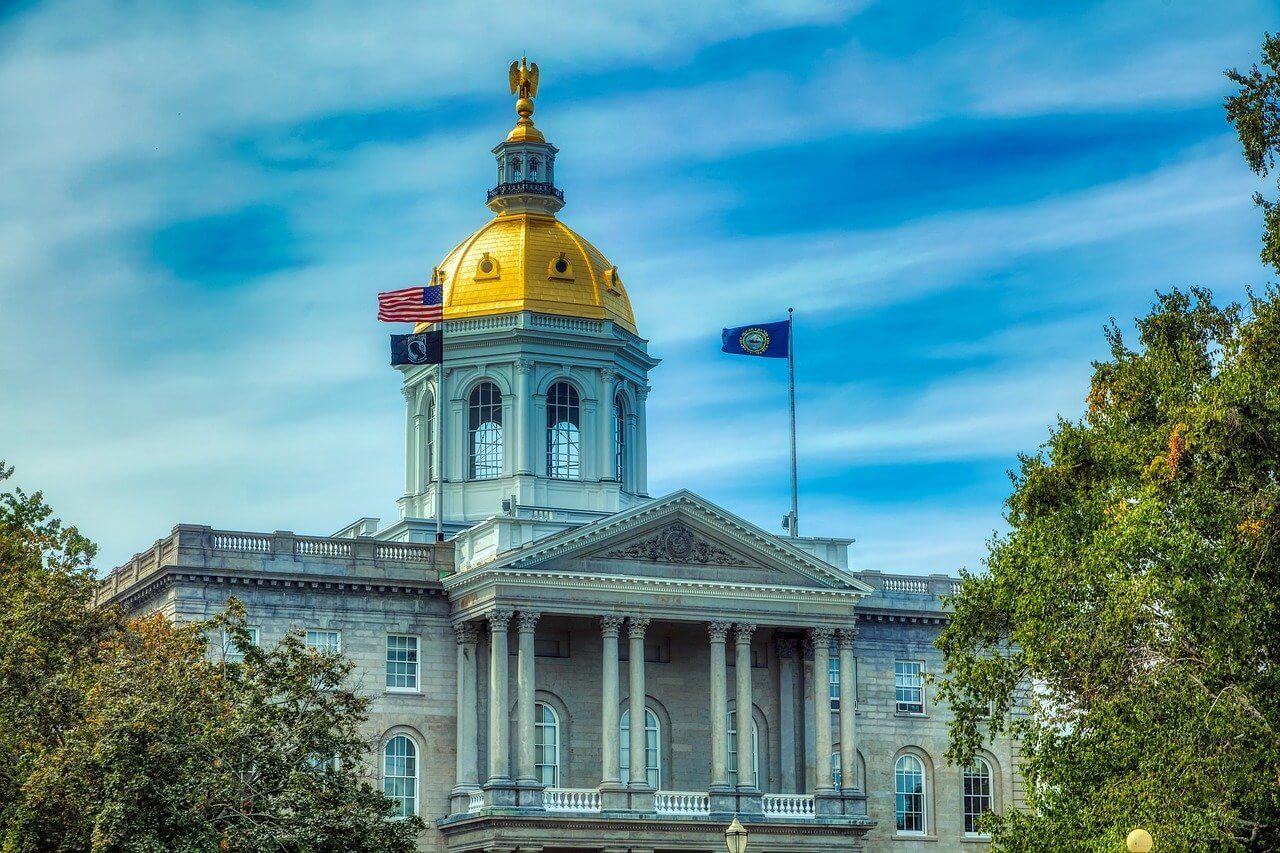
108,567,445,611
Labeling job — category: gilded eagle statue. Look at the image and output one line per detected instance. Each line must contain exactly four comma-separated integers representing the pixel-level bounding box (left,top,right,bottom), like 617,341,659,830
509,57,539,100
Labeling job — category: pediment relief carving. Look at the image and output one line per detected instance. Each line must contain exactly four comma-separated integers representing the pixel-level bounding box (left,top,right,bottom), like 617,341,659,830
598,522,750,567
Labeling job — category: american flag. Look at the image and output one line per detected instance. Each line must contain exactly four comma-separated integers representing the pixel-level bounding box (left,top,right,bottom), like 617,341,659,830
377,285,444,323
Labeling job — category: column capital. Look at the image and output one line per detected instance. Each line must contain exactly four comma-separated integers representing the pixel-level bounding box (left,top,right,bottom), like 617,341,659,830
707,620,732,642
516,611,541,632
836,626,858,650
600,615,625,636
776,638,799,659
805,626,835,653
627,616,651,639
453,621,480,644
486,608,514,632
636,385,651,401
600,366,617,384
401,384,417,402
516,358,535,374
733,623,757,643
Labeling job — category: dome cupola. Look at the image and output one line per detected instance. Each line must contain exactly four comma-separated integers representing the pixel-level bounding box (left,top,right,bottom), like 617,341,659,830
487,57,564,217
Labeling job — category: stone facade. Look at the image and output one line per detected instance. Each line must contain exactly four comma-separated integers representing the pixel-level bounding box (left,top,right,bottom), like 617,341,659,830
100,496,1020,853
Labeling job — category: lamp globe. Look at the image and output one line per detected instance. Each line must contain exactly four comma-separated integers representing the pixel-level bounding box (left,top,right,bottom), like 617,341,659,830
725,816,748,853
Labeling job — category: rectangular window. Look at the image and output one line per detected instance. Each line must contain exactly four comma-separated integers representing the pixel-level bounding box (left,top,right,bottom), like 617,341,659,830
222,627,259,664
895,660,925,714
306,629,341,655
385,635,419,690
828,649,841,710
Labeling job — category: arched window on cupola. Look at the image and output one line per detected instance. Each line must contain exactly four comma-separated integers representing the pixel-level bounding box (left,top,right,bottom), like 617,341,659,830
469,382,503,479
528,155,540,181
510,155,523,181
546,382,580,479
613,393,627,486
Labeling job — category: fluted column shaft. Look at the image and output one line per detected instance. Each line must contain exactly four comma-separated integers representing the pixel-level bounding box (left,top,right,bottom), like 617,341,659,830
486,609,513,784
708,622,731,790
627,616,651,788
453,622,480,792
516,611,540,785
810,628,835,793
515,360,533,475
838,627,858,790
600,616,624,786
599,369,616,479
733,624,757,790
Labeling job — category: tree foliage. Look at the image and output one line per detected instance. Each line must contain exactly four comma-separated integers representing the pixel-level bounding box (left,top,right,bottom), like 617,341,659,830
936,288,1280,851
1227,33,1280,275
0,464,423,852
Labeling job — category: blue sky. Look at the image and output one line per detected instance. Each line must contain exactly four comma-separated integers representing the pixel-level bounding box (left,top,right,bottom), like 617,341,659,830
0,0,1276,575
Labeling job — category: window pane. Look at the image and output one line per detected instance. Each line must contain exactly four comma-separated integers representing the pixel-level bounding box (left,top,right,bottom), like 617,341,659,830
305,629,340,654
613,395,626,484
383,736,417,817
828,653,841,710
895,660,924,713
385,635,419,690
222,626,259,664
546,382,580,479
469,382,503,479
535,703,559,787
619,708,660,788
895,755,925,833
963,759,993,834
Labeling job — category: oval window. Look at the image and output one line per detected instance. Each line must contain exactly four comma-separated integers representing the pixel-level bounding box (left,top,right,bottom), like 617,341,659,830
554,258,568,274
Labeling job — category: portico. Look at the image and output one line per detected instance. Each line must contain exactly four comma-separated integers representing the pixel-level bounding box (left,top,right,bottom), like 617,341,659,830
439,492,876,850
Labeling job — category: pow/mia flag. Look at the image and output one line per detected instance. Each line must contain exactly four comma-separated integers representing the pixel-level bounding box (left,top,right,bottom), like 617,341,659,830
390,331,442,366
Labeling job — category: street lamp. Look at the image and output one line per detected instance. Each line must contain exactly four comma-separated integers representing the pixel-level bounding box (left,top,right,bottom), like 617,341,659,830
1127,829,1153,853
725,816,748,853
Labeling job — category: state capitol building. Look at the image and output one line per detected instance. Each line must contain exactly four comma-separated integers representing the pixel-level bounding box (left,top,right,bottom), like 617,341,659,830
99,64,1021,852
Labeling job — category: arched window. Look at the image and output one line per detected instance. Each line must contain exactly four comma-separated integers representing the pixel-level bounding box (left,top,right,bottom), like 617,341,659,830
534,702,560,786
613,394,627,485
528,155,540,181
469,382,503,479
726,711,759,788
963,758,993,835
546,382,580,479
619,707,660,788
895,754,926,834
383,735,418,817
511,155,523,181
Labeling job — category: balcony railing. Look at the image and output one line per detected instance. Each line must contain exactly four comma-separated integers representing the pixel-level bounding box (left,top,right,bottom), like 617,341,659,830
762,793,816,818
654,790,711,816
543,788,601,813
467,790,485,813
487,181,564,202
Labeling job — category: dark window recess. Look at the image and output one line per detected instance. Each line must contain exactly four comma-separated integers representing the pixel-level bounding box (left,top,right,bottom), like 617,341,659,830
510,634,571,659
726,647,768,668
620,636,671,663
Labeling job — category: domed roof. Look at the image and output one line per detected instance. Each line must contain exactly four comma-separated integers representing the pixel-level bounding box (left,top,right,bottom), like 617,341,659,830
428,212,637,333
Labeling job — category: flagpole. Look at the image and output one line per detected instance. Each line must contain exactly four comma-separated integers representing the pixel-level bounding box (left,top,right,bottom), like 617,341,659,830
435,323,445,543
787,306,799,538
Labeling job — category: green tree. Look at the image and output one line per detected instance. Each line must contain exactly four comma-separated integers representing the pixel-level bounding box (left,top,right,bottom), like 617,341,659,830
936,288,1280,851
0,465,423,852
1227,33,1280,275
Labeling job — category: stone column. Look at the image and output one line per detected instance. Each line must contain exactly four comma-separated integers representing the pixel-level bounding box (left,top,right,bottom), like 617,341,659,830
485,608,514,793
600,616,625,800
635,386,650,495
809,628,836,797
451,621,480,812
708,621,732,805
515,359,533,475
777,638,799,793
582,397,599,480
627,616,651,790
502,392,516,477
515,611,541,796
733,624,759,802
531,391,547,477
402,385,416,495
837,627,858,791
599,368,616,480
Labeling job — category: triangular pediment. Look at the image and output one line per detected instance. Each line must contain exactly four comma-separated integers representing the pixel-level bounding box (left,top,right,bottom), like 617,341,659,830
490,491,872,593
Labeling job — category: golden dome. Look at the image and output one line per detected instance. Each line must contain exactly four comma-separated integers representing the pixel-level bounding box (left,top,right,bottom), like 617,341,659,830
422,212,637,333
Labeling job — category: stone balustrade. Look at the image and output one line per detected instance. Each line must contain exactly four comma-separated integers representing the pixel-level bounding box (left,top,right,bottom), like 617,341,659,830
762,793,816,818
543,788,602,813
96,524,450,606
655,790,711,816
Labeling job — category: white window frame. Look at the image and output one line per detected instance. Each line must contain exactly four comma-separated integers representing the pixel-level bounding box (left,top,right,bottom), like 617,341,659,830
383,734,419,818
619,707,661,788
305,629,341,654
895,753,927,835
831,750,842,789
963,757,994,837
726,710,759,788
221,626,259,664
828,650,841,710
894,660,925,715
534,702,560,787
385,634,420,692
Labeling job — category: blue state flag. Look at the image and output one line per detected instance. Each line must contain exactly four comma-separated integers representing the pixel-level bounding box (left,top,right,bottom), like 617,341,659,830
721,320,790,358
